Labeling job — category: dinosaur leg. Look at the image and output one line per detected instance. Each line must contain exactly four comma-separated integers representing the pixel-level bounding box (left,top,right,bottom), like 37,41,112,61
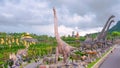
63,51,69,63
63,54,66,63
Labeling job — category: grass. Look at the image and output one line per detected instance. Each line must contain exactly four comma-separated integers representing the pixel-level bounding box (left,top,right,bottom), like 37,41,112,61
87,57,100,68
87,47,113,68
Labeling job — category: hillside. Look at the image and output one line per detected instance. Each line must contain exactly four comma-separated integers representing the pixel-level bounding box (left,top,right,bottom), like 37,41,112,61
109,21,120,32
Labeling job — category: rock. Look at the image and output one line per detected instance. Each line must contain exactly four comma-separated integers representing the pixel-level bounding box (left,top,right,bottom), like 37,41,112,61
39,65,49,68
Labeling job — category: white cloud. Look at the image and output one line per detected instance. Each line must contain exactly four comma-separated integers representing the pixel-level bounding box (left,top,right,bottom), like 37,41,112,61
58,25,74,36
0,0,52,25
79,27,102,36
31,24,54,36
1,13,14,18
57,8,96,27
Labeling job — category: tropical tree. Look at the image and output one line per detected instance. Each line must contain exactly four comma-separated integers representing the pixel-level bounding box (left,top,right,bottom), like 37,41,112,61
112,31,120,39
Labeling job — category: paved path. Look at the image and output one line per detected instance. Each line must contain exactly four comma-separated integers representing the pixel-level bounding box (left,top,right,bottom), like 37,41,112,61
99,45,120,68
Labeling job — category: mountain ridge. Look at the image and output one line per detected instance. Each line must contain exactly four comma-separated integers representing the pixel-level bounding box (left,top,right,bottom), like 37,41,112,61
109,21,120,32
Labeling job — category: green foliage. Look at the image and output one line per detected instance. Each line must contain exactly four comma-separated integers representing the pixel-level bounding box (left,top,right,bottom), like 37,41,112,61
79,36,86,41
58,57,62,61
87,57,100,68
61,36,81,47
7,59,14,67
0,32,83,66
28,42,56,58
0,61,4,65
0,32,26,66
112,31,120,36
0,53,3,58
74,51,86,56
62,36,76,41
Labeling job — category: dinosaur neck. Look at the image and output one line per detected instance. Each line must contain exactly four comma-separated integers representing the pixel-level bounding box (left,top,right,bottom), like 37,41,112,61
97,15,114,40
53,8,62,43
103,20,114,40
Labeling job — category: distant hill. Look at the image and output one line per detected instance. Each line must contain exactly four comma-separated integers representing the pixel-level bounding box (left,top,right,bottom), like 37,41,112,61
109,21,120,32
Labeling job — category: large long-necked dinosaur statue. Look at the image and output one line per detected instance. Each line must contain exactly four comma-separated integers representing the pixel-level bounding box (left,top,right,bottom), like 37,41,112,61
97,15,115,40
82,15,115,50
95,15,115,48
101,20,115,42
81,15,115,63
53,8,76,63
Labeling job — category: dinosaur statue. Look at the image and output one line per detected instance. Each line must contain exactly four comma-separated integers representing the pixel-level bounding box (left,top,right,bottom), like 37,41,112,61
97,15,115,40
102,20,115,46
82,15,115,50
102,20,115,41
81,34,96,50
95,15,115,48
53,8,76,63
80,15,115,63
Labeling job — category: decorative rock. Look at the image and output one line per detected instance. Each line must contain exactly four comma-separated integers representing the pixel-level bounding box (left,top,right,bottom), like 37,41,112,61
57,65,62,68
49,65,57,68
73,63,79,68
39,65,49,68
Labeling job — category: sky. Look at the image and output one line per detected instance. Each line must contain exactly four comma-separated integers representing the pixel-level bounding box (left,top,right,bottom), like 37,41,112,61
0,0,120,36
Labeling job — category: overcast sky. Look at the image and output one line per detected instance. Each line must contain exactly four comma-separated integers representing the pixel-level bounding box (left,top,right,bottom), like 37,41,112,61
0,0,120,36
